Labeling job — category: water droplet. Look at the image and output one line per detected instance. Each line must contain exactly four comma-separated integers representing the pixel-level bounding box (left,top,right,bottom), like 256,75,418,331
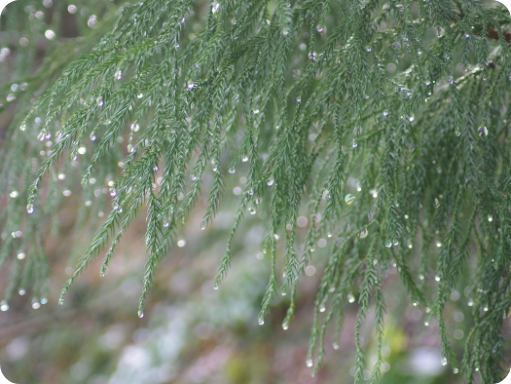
436,242,442,248
212,2,220,13
352,140,358,148
359,229,368,238
453,368,459,374
434,199,440,208
249,207,256,215
187,82,195,90
413,301,418,307
348,294,355,303
484,306,488,312
266,178,274,186
137,93,143,99
115,70,122,81
282,322,289,330
9,191,18,198
253,109,259,115
27,204,34,214
0,300,9,311
478,126,488,136
435,275,441,282
17,252,25,260
18,289,25,296
110,189,118,197
177,239,186,247
138,310,144,318
258,318,264,325
385,240,392,248
345,194,355,205
333,342,339,350
424,321,429,326
441,357,447,366
40,298,48,305
319,305,326,313
242,155,249,162
468,300,473,306
228,168,236,174
32,301,41,309
488,215,493,222
131,123,140,132
419,274,424,280
306,359,313,367
316,25,326,34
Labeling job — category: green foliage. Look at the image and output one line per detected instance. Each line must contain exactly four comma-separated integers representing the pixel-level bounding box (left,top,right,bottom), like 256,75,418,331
1,0,511,382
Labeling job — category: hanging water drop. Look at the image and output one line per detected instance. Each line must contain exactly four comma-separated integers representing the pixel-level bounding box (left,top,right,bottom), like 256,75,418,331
348,294,355,303
282,322,289,330
266,178,274,186
0,300,9,311
27,204,34,215
242,155,249,162
385,240,392,248
478,126,488,136
138,310,144,318
345,194,355,205
306,359,313,368
359,229,368,238
131,123,140,132
115,70,122,81
441,357,447,366
228,167,236,174
316,25,326,34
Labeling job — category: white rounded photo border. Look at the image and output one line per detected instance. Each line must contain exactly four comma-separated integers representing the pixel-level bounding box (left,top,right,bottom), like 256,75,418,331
0,0,510,383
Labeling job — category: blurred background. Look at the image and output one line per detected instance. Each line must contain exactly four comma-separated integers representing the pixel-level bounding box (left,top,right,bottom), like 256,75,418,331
1,1,511,383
